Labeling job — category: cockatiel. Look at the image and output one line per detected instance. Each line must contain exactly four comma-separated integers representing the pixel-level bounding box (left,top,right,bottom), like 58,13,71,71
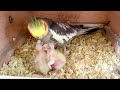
42,42,66,73
35,40,66,74
34,41,50,75
34,41,66,75
28,16,104,55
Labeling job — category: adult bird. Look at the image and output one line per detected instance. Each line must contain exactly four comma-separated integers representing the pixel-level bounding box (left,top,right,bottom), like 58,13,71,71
28,16,104,55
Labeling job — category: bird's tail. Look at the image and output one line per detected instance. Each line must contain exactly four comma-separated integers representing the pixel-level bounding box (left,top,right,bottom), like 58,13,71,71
76,24,104,36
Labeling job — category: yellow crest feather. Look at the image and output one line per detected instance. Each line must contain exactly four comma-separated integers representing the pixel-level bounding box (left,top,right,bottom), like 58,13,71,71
28,16,47,38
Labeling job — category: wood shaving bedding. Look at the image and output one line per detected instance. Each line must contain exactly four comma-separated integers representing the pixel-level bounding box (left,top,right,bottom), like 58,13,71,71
0,29,120,79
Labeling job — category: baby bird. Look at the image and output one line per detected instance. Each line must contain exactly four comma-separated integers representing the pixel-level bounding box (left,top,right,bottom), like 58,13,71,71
43,42,66,73
34,41,50,75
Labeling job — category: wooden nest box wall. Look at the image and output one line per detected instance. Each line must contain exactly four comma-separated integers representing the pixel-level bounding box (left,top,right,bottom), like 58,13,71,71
0,11,119,68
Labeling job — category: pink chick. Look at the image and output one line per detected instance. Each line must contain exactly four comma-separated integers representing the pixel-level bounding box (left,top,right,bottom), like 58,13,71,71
43,42,66,73
34,40,50,75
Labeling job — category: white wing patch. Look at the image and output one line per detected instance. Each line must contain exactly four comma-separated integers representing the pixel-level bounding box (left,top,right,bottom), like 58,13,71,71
57,23,70,30
50,29,65,44
50,29,77,44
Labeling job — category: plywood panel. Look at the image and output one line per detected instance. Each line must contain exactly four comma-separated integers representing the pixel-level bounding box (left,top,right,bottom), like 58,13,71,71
32,11,108,24
0,11,31,67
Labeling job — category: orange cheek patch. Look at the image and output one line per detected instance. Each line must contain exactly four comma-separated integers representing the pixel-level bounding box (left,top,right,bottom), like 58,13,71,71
44,22,47,30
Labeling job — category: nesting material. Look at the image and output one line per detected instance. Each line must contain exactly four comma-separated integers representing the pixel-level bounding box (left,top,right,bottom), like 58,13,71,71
0,29,120,79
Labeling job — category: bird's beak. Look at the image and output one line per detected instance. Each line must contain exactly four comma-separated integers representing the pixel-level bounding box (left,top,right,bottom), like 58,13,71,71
37,40,44,46
38,36,43,39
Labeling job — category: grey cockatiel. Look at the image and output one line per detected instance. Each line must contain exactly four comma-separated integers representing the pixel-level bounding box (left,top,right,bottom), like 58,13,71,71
28,16,104,54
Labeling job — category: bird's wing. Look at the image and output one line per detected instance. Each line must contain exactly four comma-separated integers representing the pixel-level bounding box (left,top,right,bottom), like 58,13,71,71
43,18,103,45
49,22,78,44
